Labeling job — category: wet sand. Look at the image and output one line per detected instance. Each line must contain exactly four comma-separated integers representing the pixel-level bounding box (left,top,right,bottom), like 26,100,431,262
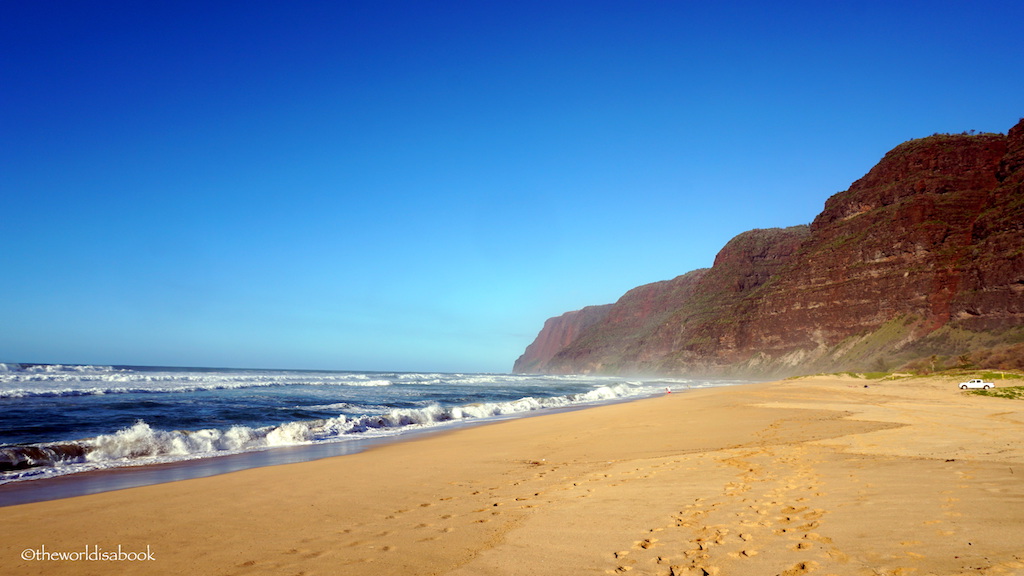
3,374,1023,575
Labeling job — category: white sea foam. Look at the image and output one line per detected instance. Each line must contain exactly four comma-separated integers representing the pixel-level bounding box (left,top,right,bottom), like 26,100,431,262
0,368,616,399
344,379,392,387
0,365,618,399
0,379,671,483
300,402,358,412
1,366,744,486
0,367,394,398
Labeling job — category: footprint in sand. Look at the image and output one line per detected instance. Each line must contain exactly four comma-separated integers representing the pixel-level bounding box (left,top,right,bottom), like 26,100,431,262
804,532,833,544
669,564,715,576
633,538,658,550
780,561,819,576
728,549,759,559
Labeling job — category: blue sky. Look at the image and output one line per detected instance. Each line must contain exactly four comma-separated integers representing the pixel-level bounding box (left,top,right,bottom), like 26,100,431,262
2,1,1022,373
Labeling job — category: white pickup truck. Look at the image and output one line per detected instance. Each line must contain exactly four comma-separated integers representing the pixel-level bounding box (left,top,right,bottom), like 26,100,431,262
959,379,994,390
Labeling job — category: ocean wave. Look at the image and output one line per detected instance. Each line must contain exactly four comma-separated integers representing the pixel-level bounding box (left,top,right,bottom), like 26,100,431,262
298,402,361,412
0,371,394,398
0,366,630,400
0,369,628,399
7,364,121,374
0,381,656,482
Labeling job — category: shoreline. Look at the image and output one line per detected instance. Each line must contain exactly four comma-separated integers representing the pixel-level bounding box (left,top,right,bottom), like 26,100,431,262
0,433,388,508
3,374,1023,575
0,386,707,507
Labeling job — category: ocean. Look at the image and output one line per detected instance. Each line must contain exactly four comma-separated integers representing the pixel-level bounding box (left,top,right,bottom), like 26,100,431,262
0,363,740,499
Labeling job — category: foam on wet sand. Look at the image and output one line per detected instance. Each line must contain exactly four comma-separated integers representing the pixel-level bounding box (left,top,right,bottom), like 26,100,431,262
3,375,1023,575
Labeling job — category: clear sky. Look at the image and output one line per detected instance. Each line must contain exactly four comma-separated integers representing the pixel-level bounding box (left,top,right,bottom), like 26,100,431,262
2,1,1022,373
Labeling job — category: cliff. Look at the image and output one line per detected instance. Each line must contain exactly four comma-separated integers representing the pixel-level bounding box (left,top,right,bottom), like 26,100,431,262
513,304,612,374
515,118,1024,377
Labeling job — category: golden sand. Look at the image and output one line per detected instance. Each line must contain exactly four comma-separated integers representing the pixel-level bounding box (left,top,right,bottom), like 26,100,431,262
3,375,1023,575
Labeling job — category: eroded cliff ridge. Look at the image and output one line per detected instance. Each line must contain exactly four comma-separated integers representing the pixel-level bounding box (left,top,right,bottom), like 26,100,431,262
514,118,1024,377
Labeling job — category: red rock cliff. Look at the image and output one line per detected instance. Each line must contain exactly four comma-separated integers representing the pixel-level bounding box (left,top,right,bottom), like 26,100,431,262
516,118,1024,376
513,305,612,373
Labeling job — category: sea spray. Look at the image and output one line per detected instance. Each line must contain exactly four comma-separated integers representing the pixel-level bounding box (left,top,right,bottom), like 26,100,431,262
1,365,740,484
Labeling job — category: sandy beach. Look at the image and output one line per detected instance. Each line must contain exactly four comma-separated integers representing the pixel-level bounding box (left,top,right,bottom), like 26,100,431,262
3,374,1023,576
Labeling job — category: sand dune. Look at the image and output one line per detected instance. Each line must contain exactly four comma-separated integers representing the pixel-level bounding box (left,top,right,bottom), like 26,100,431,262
3,374,1023,575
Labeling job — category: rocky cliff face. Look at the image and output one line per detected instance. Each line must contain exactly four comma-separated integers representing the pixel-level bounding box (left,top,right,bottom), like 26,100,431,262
513,305,612,374
516,118,1024,377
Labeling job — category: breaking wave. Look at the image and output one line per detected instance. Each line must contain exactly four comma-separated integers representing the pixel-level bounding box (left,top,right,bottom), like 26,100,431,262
0,366,610,399
0,382,651,481
0,365,394,398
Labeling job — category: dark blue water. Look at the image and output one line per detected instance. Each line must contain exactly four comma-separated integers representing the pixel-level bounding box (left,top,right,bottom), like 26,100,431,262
0,363,724,486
